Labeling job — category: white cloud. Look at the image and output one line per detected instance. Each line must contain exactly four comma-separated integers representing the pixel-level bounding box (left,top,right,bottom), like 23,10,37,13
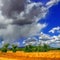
23,32,60,47
38,32,60,47
23,37,37,46
46,0,60,8
51,39,60,47
0,0,60,46
0,0,48,45
49,26,60,33
39,32,51,40
38,32,51,45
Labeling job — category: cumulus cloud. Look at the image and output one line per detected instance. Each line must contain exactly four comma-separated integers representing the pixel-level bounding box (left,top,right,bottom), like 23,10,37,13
50,35,60,47
0,0,60,46
49,26,60,33
38,32,51,45
23,32,60,47
23,37,37,46
46,0,60,8
0,0,48,45
38,32,60,47
39,32,51,40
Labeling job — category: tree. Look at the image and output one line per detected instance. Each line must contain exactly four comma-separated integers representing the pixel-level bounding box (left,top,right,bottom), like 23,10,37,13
24,45,34,52
1,43,9,52
12,44,18,52
43,44,50,52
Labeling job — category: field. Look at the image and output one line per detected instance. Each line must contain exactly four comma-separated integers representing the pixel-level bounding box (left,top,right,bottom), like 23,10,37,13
0,51,60,60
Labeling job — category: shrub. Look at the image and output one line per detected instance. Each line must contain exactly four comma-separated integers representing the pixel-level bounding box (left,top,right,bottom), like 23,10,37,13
24,45,33,52
12,45,18,52
1,43,9,52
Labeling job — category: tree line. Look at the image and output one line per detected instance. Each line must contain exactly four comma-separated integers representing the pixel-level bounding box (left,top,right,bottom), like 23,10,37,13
0,43,60,52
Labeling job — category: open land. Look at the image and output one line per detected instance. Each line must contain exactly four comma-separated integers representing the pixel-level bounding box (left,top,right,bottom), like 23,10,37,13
0,51,60,60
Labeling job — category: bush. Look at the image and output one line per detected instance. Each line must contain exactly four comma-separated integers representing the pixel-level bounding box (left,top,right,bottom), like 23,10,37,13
24,45,33,52
43,44,50,52
1,47,7,52
1,43,9,52
12,45,18,52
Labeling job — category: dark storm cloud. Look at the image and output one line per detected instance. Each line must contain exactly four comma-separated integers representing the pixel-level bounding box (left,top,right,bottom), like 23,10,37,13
0,0,51,44
0,0,60,47
0,23,6,29
1,0,26,18
12,19,33,25
1,0,47,25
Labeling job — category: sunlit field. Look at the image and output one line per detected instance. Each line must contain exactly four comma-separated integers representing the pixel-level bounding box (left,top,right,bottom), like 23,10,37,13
0,51,60,60
0,44,60,60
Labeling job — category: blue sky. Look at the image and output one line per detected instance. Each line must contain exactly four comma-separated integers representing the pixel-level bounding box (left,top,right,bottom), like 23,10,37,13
34,0,60,47
41,2,60,35
32,0,60,35
0,0,60,48
20,0,60,47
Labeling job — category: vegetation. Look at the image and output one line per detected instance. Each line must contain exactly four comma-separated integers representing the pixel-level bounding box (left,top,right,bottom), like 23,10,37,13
1,43,9,52
0,43,60,52
23,44,51,52
12,45,18,52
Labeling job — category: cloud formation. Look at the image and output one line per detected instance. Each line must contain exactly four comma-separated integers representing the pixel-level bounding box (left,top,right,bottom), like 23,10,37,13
0,0,47,44
23,37,37,46
23,32,60,47
0,0,60,45
46,0,60,8
49,26,60,33
38,32,60,47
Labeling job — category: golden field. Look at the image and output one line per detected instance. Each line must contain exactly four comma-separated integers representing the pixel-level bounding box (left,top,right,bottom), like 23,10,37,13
0,51,60,60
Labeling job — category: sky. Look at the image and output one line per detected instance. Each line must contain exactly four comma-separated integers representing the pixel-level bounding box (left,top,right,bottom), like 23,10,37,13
40,1,60,35
0,0,60,48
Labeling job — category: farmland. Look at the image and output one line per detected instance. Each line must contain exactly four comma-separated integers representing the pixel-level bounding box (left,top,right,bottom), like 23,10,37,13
0,44,60,60
0,51,60,60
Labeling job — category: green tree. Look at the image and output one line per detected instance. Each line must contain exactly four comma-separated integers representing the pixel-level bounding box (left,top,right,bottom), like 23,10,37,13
1,43,9,52
24,45,33,52
12,45,18,52
43,44,50,52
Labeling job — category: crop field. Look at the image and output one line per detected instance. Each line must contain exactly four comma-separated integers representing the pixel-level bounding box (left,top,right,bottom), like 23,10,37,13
0,51,60,60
